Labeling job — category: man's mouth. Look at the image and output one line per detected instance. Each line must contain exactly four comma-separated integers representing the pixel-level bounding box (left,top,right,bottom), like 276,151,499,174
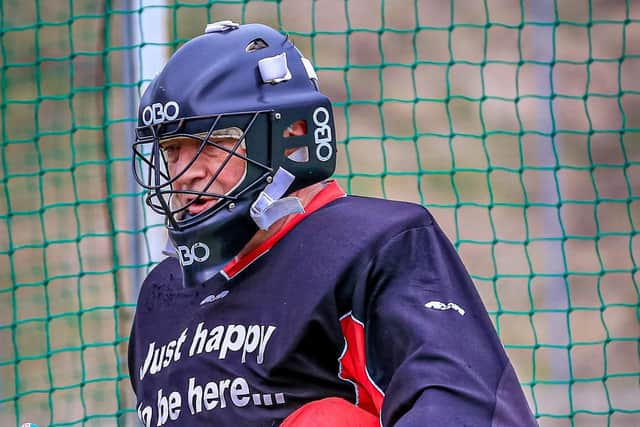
183,196,217,216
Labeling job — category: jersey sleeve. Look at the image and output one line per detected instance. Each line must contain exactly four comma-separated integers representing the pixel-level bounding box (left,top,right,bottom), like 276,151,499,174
359,220,537,426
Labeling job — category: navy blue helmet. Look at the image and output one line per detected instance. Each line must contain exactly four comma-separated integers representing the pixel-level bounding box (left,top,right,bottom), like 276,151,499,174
132,21,337,286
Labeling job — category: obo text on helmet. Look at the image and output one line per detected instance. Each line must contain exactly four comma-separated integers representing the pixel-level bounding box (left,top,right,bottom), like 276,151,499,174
312,107,333,162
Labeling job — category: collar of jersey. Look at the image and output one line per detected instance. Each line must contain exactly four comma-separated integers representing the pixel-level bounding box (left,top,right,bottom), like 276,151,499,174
220,180,346,280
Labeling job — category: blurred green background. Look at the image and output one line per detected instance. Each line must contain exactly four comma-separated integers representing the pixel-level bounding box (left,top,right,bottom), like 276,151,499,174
1,0,638,426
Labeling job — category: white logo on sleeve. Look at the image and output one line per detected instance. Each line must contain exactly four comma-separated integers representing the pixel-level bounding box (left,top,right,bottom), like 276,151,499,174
425,300,466,316
200,290,229,305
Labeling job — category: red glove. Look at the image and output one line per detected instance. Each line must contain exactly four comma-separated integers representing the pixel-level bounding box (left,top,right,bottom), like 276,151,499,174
280,397,379,427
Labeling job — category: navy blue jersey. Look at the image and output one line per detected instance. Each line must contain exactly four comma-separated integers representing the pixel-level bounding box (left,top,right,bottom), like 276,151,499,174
128,181,537,426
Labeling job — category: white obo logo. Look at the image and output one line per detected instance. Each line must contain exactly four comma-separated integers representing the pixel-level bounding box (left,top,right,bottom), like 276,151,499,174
312,106,333,162
177,242,210,266
141,101,180,125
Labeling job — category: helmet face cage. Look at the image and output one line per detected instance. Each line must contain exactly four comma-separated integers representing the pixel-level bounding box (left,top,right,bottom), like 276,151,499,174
132,111,273,230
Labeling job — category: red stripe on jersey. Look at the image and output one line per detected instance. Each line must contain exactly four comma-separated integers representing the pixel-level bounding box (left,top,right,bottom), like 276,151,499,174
222,180,346,279
339,314,384,417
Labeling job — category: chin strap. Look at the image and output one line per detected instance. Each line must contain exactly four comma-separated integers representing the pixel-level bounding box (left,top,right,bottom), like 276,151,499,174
250,167,304,230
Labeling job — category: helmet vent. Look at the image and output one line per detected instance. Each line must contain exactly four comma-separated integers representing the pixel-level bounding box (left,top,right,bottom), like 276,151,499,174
246,38,269,52
286,147,309,163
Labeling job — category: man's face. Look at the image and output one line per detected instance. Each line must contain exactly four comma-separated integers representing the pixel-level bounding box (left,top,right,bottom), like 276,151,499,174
161,135,247,217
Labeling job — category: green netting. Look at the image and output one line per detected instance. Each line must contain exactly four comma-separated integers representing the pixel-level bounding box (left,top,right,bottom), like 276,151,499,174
1,0,639,426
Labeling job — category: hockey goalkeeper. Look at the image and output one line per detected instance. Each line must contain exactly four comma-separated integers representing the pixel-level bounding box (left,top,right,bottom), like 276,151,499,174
128,21,537,427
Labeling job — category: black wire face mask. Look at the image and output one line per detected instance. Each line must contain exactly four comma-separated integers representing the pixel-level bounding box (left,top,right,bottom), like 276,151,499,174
132,112,271,231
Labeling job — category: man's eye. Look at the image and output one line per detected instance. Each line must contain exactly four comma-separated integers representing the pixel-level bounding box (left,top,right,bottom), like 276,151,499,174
162,145,179,161
204,143,232,157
